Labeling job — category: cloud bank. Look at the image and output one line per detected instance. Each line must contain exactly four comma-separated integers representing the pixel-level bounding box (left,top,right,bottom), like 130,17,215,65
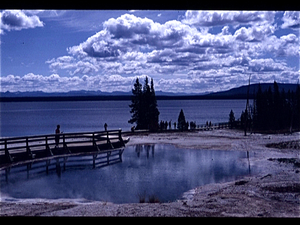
1,11,299,93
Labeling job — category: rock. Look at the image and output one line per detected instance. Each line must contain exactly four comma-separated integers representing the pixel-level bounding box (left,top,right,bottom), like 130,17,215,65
235,180,249,185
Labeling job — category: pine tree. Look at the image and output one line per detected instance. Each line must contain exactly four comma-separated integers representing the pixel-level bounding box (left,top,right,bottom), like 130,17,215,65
252,80,300,132
149,78,160,131
177,109,187,131
128,77,160,131
240,110,245,129
294,82,300,130
140,76,151,129
128,78,143,128
253,83,263,130
229,109,235,129
273,81,282,130
266,86,274,130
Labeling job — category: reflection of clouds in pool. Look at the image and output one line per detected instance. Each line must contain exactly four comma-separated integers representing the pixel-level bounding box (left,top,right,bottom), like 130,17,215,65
1,144,254,203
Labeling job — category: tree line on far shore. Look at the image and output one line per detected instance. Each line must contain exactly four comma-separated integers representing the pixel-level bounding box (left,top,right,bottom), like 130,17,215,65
229,81,300,133
129,78,300,133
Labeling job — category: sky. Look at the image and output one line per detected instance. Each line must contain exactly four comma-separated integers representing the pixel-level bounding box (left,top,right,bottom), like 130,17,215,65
0,10,299,93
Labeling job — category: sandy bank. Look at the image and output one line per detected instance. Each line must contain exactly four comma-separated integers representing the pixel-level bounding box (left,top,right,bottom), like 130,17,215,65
1,129,299,217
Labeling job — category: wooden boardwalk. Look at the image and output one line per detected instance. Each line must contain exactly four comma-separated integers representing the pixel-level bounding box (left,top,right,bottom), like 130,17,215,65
155,122,231,132
0,129,129,169
0,122,232,170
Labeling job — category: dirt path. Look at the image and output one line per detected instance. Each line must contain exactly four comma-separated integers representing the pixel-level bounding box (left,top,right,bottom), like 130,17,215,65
1,130,299,217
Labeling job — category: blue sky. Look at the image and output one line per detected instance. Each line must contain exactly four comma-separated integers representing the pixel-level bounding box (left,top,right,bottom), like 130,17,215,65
0,10,299,93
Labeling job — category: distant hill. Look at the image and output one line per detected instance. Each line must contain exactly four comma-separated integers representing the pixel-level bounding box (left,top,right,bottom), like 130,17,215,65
0,90,131,98
205,83,299,99
0,89,199,98
0,83,298,102
0,89,193,101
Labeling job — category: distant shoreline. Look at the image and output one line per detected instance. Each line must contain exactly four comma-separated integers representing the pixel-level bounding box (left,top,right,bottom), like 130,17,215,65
1,82,298,102
0,95,252,102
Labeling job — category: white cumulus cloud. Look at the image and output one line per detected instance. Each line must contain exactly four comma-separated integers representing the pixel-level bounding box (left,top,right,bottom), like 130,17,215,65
281,11,300,29
182,11,275,27
0,10,44,33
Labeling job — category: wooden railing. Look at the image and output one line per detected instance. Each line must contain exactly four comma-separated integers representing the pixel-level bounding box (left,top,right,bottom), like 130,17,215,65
0,129,127,167
195,122,230,130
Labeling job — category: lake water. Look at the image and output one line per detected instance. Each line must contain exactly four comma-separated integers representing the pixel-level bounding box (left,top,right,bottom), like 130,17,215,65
0,99,249,137
0,144,254,203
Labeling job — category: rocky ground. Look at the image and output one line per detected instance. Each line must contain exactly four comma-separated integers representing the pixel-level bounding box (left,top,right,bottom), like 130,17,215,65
1,129,299,217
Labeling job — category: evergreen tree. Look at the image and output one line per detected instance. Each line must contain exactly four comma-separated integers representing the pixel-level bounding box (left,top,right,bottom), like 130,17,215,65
286,89,294,132
240,110,245,129
273,81,282,130
149,78,160,131
252,80,300,132
229,109,235,129
177,109,187,131
293,83,300,130
253,83,263,130
140,76,151,129
280,87,289,129
266,86,274,129
128,77,160,131
128,78,143,128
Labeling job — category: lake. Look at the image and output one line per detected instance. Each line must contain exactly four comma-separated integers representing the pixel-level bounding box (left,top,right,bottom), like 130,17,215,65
0,99,249,137
0,144,255,203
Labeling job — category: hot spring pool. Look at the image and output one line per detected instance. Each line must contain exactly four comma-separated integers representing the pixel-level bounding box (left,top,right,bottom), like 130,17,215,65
0,144,256,203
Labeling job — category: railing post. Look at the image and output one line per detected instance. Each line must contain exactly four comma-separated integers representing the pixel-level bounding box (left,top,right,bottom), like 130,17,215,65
63,134,66,146
118,129,125,147
4,139,7,155
106,130,114,149
26,137,32,158
118,129,122,140
4,139,12,162
106,131,109,144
